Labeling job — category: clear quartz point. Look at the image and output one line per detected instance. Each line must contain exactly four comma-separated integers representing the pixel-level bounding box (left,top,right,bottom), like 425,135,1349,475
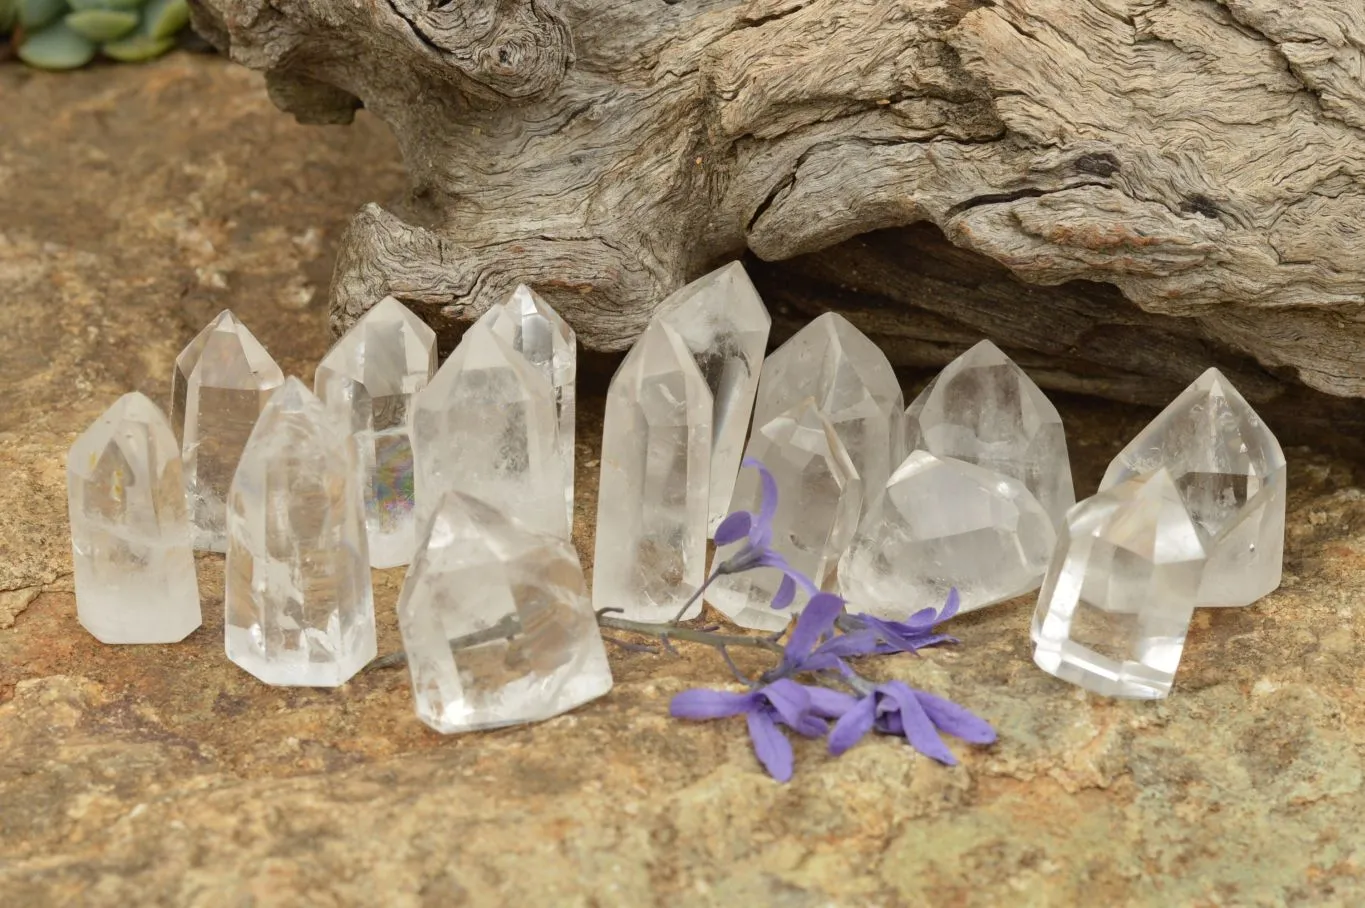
225,378,377,687
67,392,201,644
1032,469,1206,699
708,399,861,632
171,309,284,553
315,297,437,568
905,340,1075,527
656,262,771,534
838,451,1056,618
593,321,712,622
397,492,613,733
1100,367,1286,607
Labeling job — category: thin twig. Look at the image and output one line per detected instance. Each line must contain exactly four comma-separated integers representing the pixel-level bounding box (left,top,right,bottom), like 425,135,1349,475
597,615,784,653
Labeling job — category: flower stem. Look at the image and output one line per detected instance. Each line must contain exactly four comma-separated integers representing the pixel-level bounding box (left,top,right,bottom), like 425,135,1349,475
598,615,784,654
668,569,720,625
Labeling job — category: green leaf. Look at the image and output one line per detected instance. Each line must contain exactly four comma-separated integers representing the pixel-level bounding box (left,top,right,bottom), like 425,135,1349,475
141,0,187,40
1,0,19,34
100,32,174,62
65,8,136,40
68,0,142,10
18,21,98,70
18,0,67,31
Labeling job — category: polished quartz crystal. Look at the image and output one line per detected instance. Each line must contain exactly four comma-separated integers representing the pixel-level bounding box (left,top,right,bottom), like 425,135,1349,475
171,310,284,552
838,451,1055,618
656,262,771,533
593,321,712,622
1101,368,1285,607
225,379,376,687
905,340,1075,527
315,297,437,568
708,399,861,631
1032,469,1206,699
67,392,201,644
397,492,613,733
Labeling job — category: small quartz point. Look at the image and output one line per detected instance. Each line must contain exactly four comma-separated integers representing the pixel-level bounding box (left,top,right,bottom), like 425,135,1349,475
477,285,577,529
67,392,201,644
905,340,1075,527
838,451,1056,618
171,310,284,553
411,321,566,540
398,492,613,733
708,399,861,632
1100,367,1286,607
1032,469,1206,699
315,297,437,568
593,321,712,622
225,378,377,687
656,262,771,534
753,312,903,513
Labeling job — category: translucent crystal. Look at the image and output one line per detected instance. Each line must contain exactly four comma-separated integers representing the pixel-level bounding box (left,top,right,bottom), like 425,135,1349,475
171,310,284,552
1032,469,1206,699
397,492,613,733
1100,368,1285,607
656,262,771,533
225,379,376,687
753,312,902,511
593,321,712,622
838,451,1056,618
708,399,861,631
315,297,437,568
66,392,201,644
905,340,1075,527
411,321,565,539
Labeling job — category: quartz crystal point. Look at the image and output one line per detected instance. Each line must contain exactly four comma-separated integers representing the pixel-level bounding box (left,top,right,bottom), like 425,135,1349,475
67,392,201,644
905,340,1075,527
477,285,577,528
753,312,902,512
315,297,437,568
656,262,771,533
398,492,613,733
171,310,284,552
1100,368,1286,608
593,321,712,622
839,451,1056,618
411,321,566,539
225,378,377,687
1032,469,1206,699
708,399,861,631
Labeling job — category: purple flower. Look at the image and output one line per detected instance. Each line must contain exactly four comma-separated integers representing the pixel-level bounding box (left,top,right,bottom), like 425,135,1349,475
848,588,961,655
670,678,832,781
712,458,818,609
769,592,865,676
828,679,996,765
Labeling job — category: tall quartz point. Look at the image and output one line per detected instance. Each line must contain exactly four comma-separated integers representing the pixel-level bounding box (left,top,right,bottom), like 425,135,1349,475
225,378,377,687
708,399,861,631
171,310,284,552
67,392,201,644
315,297,437,568
1100,368,1286,607
398,492,613,733
656,262,771,533
477,285,577,528
1032,469,1206,699
593,321,712,622
753,312,902,511
905,340,1075,527
411,321,566,539
839,451,1056,618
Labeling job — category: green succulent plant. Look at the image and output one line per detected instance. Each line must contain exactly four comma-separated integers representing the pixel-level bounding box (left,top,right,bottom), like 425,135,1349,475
1,0,190,70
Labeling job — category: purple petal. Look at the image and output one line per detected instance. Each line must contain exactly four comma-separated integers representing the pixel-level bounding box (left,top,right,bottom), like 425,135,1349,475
902,606,940,630
713,510,753,546
743,458,779,548
786,712,830,738
753,551,819,594
914,691,997,745
939,588,960,622
670,688,758,720
786,593,844,659
746,710,794,782
759,679,812,727
828,696,877,756
879,683,958,765
812,629,881,659
771,575,797,610
806,686,859,719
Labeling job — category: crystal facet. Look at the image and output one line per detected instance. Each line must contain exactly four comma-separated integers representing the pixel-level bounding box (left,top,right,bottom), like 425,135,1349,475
67,392,201,644
315,297,437,568
753,312,903,511
593,321,712,622
171,310,285,552
398,492,613,733
411,321,566,540
1100,368,1286,607
905,340,1075,527
1032,469,1206,699
838,451,1056,618
477,286,577,528
656,262,771,533
225,378,376,687
708,399,861,631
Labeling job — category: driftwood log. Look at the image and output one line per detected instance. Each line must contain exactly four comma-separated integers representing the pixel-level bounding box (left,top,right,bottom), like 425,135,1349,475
188,0,1365,419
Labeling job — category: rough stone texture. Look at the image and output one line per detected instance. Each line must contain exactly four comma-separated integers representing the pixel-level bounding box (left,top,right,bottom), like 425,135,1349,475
3,55,1365,905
